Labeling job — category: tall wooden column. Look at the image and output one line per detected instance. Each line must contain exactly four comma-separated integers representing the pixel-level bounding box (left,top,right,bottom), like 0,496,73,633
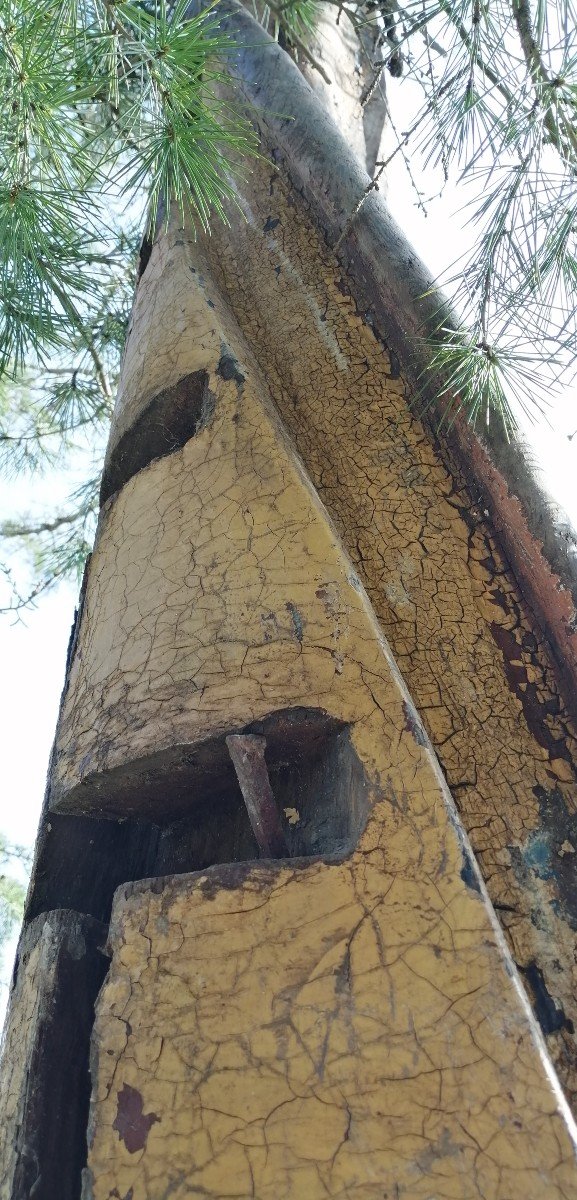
2,5,577,1198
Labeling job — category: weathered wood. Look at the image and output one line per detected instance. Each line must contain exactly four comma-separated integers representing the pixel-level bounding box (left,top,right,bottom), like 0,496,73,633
25,813,158,925
0,910,108,1200
209,0,577,718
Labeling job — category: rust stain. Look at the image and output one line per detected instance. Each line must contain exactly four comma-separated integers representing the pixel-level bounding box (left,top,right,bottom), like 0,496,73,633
460,420,577,710
112,1084,160,1154
489,621,572,763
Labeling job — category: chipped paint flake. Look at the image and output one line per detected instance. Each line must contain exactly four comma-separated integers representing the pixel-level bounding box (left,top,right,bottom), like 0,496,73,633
112,1084,160,1155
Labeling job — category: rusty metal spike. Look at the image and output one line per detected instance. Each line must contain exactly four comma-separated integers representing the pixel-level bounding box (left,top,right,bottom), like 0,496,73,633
225,734,289,859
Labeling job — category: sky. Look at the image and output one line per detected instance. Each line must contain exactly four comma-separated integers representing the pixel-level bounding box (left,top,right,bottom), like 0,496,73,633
1,55,576,1020
0,477,78,1021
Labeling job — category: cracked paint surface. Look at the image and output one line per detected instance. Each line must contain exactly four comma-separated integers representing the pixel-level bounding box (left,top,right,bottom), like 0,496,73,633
177,158,577,1105
46,232,577,1195
85,845,577,1198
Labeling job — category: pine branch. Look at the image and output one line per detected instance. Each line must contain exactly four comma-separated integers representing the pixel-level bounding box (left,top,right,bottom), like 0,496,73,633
50,282,113,400
434,0,516,110
2,511,89,538
264,0,333,81
511,0,577,159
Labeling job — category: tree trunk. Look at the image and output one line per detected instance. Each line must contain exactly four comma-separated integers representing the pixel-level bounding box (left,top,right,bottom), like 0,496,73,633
295,5,388,176
3,6,577,1198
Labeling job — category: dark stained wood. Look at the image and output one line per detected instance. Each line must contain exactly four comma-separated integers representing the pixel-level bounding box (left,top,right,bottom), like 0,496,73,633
2,911,108,1200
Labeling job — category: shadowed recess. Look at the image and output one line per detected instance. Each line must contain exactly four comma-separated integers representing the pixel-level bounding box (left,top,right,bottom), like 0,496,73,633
30,710,371,925
99,370,213,505
5,912,108,1200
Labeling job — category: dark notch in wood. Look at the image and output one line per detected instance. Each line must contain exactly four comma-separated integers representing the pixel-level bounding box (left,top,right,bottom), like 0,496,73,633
32,710,369,927
99,370,213,506
137,233,153,280
25,814,158,925
226,734,289,858
11,711,369,1200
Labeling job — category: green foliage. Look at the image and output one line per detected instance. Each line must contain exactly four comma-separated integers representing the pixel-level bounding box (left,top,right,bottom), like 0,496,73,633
0,0,259,610
0,0,575,607
269,0,321,40
0,228,135,610
0,0,256,374
320,0,577,429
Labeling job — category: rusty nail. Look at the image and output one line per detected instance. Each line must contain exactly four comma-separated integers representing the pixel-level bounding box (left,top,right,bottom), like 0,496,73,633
226,734,289,859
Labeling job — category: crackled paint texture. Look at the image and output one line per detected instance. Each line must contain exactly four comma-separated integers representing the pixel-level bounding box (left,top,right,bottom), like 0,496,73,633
85,852,577,1200
68,260,577,1194
3,18,576,1197
41,216,577,1195
76,155,577,1105
182,161,577,1104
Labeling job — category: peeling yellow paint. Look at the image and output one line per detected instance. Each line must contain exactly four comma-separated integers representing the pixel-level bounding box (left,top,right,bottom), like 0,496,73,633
86,824,577,1198
64,224,577,1197
185,158,577,1104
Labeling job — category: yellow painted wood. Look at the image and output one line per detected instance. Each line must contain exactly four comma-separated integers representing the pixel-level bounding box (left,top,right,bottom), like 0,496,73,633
75,241,577,1198
85,859,577,1198
193,160,577,1104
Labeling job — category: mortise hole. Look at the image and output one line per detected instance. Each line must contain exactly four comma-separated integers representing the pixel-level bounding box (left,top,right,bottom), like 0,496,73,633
137,232,153,280
99,370,214,506
31,709,371,925
17,710,371,1200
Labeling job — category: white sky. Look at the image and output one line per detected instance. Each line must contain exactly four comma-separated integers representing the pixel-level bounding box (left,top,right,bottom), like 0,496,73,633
0,60,576,1017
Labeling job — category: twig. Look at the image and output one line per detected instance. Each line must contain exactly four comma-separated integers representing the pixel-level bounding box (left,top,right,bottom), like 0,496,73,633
0,563,62,617
334,70,461,249
265,0,332,82
2,510,91,539
50,282,113,401
511,0,577,159
360,60,385,106
434,0,516,109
